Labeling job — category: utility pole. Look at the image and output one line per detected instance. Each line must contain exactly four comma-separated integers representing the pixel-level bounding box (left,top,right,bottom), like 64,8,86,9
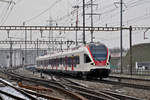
37,39,39,57
73,5,79,46
85,0,99,43
129,26,132,75
10,39,13,68
14,50,16,67
120,0,123,74
90,0,94,43
59,39,62,51
23,22,27,67
83,0,86,45
47,17,54,54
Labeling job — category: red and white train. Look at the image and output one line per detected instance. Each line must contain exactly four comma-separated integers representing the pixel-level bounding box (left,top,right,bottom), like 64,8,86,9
36,42,111,79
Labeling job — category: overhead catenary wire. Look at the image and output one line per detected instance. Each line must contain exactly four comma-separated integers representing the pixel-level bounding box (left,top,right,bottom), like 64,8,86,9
24,0,62,23
0,0,15,25
58,0,144,27
0,0,149,48
56,0,150,43
0,2,15,25
103,5,150,26
56,0,97,23
58,0,100,27
96,0,150,25
92,0,150,27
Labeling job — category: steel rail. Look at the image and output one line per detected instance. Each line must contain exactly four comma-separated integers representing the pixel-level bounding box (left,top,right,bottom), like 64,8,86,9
0,95,4,100
0,71,64,100
20,78,88,100
28,68,150,91
0,78,38,100
74,90,111,100
97,79,150,91
7,70,150,91
65,84,119,100
49,76,117,100
2,71,88,100
109,75,150,82
59,78,142,100
20,88,63,100
100,90,142,100
55,77,119,100
19,68,150,91
40,75,144,100
0,90,26,100
2,70,146,100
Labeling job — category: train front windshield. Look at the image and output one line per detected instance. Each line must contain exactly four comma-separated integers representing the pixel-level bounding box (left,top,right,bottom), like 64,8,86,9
90,45,107,61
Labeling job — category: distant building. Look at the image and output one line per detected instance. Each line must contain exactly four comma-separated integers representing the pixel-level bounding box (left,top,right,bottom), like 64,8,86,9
0,48,47,68
136,62,150,70
111,52,127,58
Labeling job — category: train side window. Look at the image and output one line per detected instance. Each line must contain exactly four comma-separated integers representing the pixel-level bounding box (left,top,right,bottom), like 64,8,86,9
56,58,59,65
68,57,71,67
75,56,80,64
46,60,48,66
59,58,61,64
45,60,47,66
49,59,50,65
49,59,51,65
62,57,65,66
84,54,91,63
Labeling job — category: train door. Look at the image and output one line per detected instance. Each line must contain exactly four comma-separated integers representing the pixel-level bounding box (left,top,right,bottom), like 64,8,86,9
79,52,91,71
83,54,92,71
77,52,86,71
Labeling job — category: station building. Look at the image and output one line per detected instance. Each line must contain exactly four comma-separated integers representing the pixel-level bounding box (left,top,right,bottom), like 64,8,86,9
0,48,47,68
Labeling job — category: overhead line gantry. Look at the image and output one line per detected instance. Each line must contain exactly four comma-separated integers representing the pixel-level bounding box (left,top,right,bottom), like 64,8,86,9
0,40,81,45
0,26,120,31
0,26,149,31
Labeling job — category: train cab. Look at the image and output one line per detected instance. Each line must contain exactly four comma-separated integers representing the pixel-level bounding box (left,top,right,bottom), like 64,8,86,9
85,43,111,78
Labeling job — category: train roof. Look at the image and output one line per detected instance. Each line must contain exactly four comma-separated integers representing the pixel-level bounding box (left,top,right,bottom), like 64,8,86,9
36,42,106,61
36,45,84,61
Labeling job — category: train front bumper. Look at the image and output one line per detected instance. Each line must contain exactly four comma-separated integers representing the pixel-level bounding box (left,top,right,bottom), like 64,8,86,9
89,68,111,78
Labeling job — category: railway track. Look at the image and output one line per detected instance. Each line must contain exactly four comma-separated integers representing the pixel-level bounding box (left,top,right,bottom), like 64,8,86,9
95,79,150,91
0,89,26,100
0,95,3,100
56,77,142,100
8,71,116,100
57,78,118,100
52,75,149,100
0,70,88,100
0,70,130,100
33,68,150,91
0,78,37,100
109,75,150,82
55,73,150,91
0,69,146,100
10,71,119,100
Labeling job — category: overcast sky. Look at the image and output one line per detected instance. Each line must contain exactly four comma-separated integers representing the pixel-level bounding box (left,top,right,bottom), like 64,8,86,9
0,0,150,49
